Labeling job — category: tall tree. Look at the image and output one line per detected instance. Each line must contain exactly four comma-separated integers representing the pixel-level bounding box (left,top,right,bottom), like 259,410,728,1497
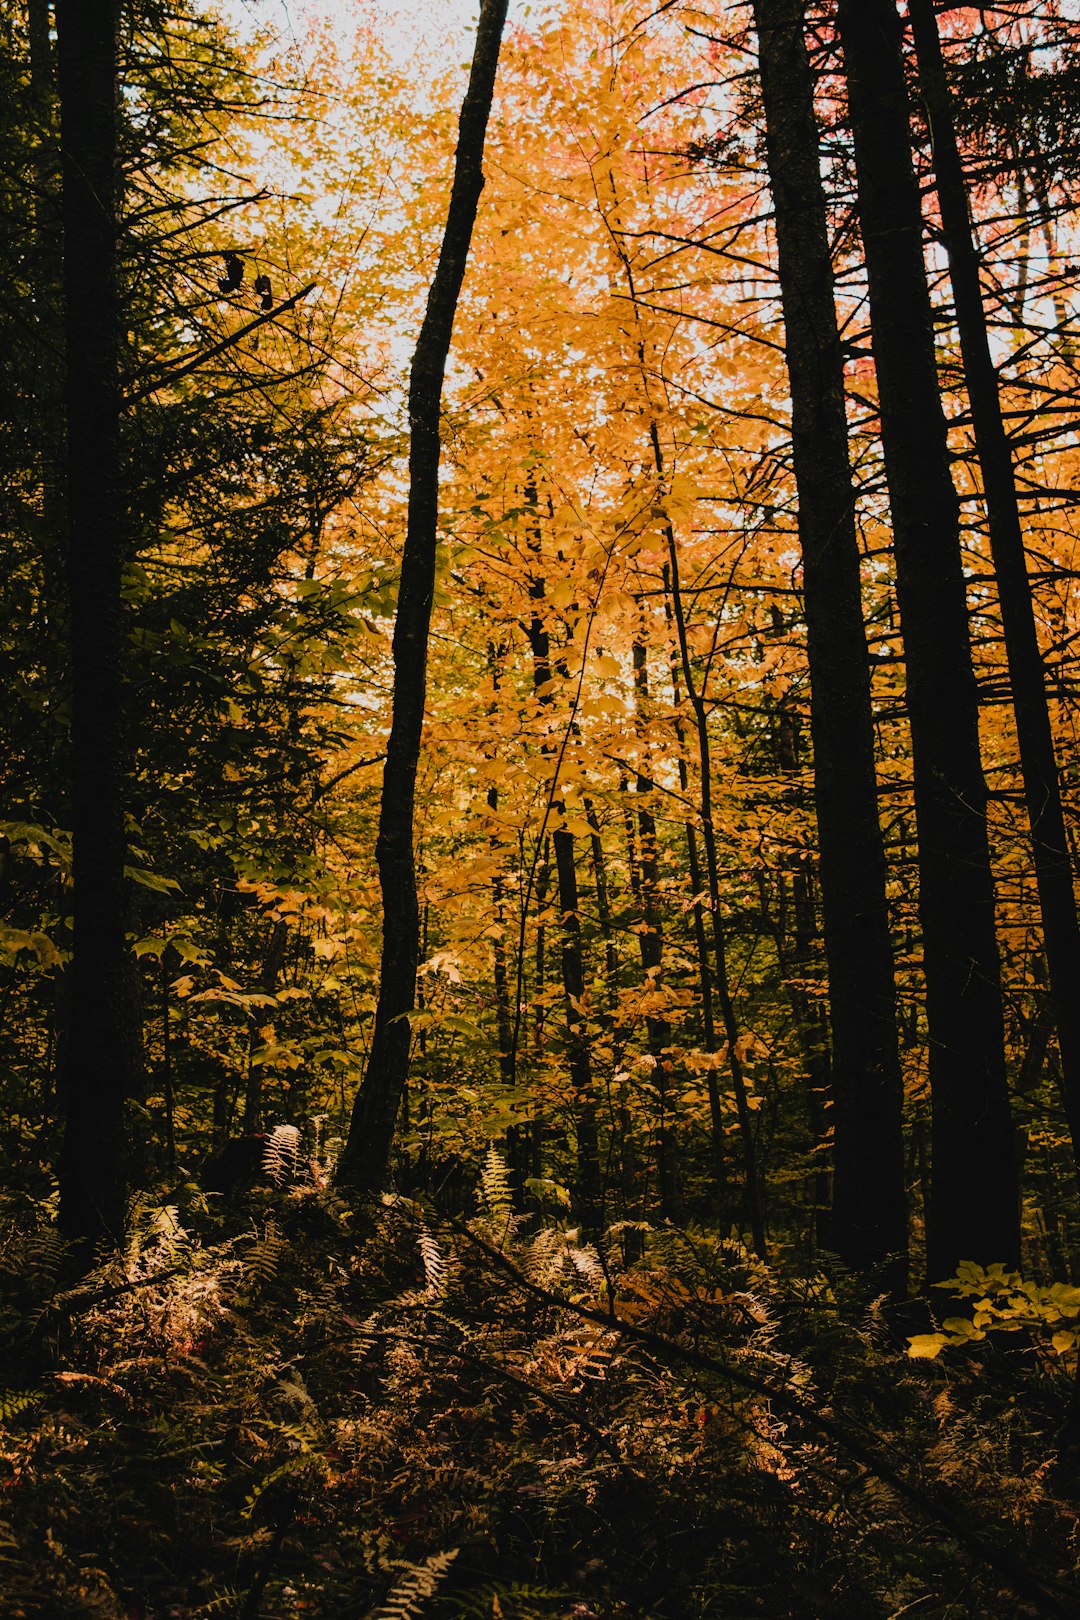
340,0,509,1193
752,0,907,1284
835,0,1020,1279
907,0,1080,1191
55,0,131,1254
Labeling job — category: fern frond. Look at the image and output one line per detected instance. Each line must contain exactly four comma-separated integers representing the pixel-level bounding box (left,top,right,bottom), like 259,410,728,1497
246,1220,286,1289
0,1389,42,1424
190,1587,244,1616
520,1227,568,1291
567,1241,604,1285
479,1146,514,1223
242,1452,317,1519
263,1123,301,1185
418,1223,446,1300
367,1548,459,1620
447,1580,568,1618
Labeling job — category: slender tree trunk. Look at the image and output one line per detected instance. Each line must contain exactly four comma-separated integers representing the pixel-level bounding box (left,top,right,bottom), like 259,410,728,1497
55,0,130,1255
525,593,602,1233
487,647,516,1089
663,587,726,1187
340,0,508,1191
551,822,603,1232
534,836,550,1057
665,531,766,1257
243,919,289,1133
631,631,674,1216
908,0,1080,1190
836,0,1020,1280
752,0,906,1283
584,797,641,1232
585,798,619,1020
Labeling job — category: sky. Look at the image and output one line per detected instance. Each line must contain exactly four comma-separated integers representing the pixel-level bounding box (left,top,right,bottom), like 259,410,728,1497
226,0,557,78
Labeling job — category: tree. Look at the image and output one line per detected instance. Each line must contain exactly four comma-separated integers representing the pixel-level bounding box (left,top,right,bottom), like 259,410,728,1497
907,0,1080,1194
55,0,130,1254
340,0,510,1194
835,0,1020,1279
752,0,906,1284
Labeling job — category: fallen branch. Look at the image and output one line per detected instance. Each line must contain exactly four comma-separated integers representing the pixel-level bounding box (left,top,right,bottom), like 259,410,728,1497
448,1218,1078,1618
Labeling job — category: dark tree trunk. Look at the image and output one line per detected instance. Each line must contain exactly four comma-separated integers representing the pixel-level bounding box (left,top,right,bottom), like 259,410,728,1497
908,0,1080,1188
752,0,906,1284
664,526,766,1258
525,592,602,1233
55,0,130,1255
663,587,726,1189
631,633,674,1216
243,918,290,1133
340,0,508,1191
836,0,1020,1280
551,822,603,1233
487,646,516,1088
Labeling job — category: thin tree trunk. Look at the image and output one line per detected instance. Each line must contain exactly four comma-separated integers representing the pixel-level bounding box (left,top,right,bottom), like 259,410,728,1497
243,919,289,1133
632,630,674,1216
665,530,767,1258
663,585,726,1188
752,0,906,1284
526,590,602,1233
908,0,1080,1190
55,0,130,1255
584,797,641,1231
534,836,550,1056
487,647,516,1089
836,0,1020,1280
552,822,603,1233
340,0,508,1191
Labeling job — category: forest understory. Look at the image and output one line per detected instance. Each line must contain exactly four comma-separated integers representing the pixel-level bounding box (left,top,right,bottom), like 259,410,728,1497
5,0,1080,1611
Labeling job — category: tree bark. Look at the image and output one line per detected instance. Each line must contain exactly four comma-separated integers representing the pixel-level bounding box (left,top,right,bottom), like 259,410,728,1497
340,0,508,1191
752,0,906,1284
836,0,1020,1280
525,592,602,1234
665,525,767,1258
631,631,674,1215
55,0,130,1255
908,0,1080,1191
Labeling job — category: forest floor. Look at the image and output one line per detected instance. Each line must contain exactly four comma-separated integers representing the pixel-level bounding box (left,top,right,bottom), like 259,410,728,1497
2,1159,1079,1619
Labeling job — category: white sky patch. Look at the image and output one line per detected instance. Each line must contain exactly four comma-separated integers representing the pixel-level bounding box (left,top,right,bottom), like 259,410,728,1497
224,0,559,83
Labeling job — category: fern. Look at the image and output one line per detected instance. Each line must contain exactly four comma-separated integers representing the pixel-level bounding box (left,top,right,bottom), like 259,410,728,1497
190,1588,244,1617
263,1123,301,1184
479,1146,514,1224
567,1241,604,1286
447,1580,568,1618
246,1220,286,1290
419,1223,446,1300
367,1548,458,1620
242,1451,317,1519
0,1389,42,1423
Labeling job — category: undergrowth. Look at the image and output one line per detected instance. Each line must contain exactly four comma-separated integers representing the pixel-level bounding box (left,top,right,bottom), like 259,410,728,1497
1,1145,1079,1617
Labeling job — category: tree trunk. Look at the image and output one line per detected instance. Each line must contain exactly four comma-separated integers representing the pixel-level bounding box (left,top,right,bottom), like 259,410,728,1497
752,0,906,1284
836,0,1020,1280
55,0,130,1256
340,0,508,1191
663,586,726,1191
632,631,675,1216
665,527,767,1258
908,0,1080,1191
525,589,602,1234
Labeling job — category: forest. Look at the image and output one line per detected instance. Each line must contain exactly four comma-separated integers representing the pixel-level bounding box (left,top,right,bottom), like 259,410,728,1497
5,0,1080,1611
